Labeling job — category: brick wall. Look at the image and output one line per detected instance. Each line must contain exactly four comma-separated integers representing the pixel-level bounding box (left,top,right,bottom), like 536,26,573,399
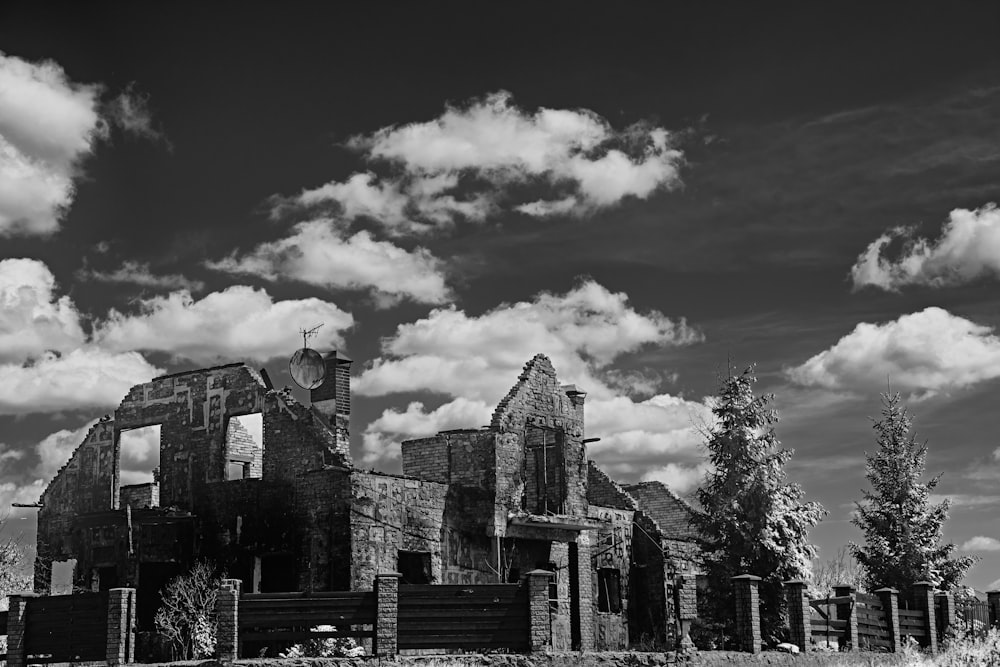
590,506,633,650
262,388,351,482
119,483,159,509
587,462,638,511
224,417,262,478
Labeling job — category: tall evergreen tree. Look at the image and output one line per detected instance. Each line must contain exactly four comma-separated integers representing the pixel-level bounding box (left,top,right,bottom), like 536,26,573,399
850,392,975,595
692,366,825,644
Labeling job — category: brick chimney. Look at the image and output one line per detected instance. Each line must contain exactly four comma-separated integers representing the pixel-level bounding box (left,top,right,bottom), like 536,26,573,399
310,351,352,437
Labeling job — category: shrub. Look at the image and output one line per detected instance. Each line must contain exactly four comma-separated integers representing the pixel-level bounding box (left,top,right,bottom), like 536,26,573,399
153,561,223,660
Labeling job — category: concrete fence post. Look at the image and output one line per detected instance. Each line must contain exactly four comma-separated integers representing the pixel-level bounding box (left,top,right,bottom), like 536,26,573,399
988,590,1000,629
528,569,554,653
875,588,901,653
106,588,137,665
5,592,35,667
913,581,937,654
833,585,858,651
215,578,241,663
374,572,401,658
783,580,809,653
674,573,697,651
731,575,761,654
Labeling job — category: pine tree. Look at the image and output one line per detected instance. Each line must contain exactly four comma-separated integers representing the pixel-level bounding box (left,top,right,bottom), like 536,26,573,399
850,392,975,595
692,366,825,645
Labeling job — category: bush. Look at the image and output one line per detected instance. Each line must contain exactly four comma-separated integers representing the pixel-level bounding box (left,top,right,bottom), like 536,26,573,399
278,626,365,658
153,561,223,660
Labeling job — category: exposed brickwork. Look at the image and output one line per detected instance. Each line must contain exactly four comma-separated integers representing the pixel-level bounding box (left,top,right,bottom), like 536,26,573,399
106,587,136,665
732,575,761,654
912,582,937,654
624,482,700,540
215,578,241,663
876,588,901,653
783,580,809,653
529,569,555,652
590,505,633,650
5,593,29,667
374,573,400,657
262,388,351,482
675,574,697,650
587,462,637,511
225,417,262,478
120,482,159,509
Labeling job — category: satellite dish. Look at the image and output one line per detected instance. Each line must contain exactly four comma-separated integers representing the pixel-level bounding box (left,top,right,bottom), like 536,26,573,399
289,347,326,389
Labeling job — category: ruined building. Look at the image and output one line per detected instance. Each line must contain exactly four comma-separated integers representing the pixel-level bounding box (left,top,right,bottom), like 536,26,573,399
33,352,702,650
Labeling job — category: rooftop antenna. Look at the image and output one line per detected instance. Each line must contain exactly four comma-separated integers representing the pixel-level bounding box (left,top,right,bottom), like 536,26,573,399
288,323,327,390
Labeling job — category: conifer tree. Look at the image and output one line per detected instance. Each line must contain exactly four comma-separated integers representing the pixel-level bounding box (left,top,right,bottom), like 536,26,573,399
692,366,825,644
850,392,975,595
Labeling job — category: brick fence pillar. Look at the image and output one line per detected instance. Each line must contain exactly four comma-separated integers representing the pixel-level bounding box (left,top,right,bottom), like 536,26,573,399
935,591,955,643
528,569,555,653
913,581,937,654
215,578,241,662
731,575,761,654
875,588,900,653
106,588,137,665
5,592,35,667
988,590,1000,629
833,585,858,651
674,573,697,651
575,534,595,651
783,580,809,653
374,572,401,658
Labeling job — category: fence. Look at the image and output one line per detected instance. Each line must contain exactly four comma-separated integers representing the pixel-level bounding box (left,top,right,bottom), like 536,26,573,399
218,569,555,659
3,588,135,666
728,576,1000,655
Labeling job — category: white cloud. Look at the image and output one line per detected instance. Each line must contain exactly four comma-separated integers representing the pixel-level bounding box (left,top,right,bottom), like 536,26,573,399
208,220,451,306
356,280,710,479
0,258,86,362
960,536,1000,552
106,83,167,145
33,421,94,480
284,91,684,232
0,348,161,416
786,307,1000,398
77,260,204,292
640,462,711,495
0,51,104,235
94,284,354,364
851,204,1000,290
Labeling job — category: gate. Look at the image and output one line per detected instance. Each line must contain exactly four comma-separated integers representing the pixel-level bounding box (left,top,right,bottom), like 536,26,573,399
23,591,109,663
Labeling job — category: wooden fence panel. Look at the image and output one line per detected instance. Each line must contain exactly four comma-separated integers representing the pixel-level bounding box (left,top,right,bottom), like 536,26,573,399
897,608,927,639
238,590,376,658
23,592,108,663
397,584,529,651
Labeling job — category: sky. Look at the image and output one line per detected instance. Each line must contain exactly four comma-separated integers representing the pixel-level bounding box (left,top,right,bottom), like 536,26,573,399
2,2,1000,590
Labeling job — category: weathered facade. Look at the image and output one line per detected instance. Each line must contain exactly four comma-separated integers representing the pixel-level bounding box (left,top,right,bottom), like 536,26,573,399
33,352,702,650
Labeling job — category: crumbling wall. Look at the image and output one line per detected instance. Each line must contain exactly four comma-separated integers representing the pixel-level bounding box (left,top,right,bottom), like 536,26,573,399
120,483,159,509
115,363,266,511
630,510,672,647
401,430,496,488
348,472,446,590
262,389,351,482
295,468,353,591
490,355,588,533
590,506,634,650
225,417,262,478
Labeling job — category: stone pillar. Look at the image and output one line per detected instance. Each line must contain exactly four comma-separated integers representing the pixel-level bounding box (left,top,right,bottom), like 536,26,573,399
675,573,698,651
374,572,401,658
731,575,761,654
106,588,137,665
5,592,35,667
784,580,809,653
528,569,555,653
935,591,955,643
875,588,901,653
833,585,858,651
575,533,595,651
215,578,241,662
913,582,937,654
988,590,1000,629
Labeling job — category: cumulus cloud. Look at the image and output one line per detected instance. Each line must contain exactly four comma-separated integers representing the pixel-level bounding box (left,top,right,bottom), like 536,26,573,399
0,51,105,235
786,307,1000,398
0,348,161,416
355,280,710,480
282,91,685,232
208,219,450,306
0,258,86,362
640,462,711,495
77,260,204,292
94,284,354,364
33,421,94,480
851,204,1000,290
960,536,1000,552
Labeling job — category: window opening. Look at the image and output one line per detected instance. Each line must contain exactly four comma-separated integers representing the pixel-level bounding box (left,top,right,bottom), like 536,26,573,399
226,413,262,480
597,568,622,613
524,427,565,514
398,551,432,584
119,424,161,488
